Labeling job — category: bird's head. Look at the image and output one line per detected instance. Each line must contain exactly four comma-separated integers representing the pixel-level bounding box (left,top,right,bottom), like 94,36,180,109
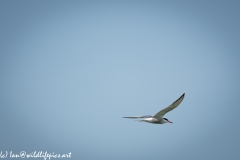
163,118,173,124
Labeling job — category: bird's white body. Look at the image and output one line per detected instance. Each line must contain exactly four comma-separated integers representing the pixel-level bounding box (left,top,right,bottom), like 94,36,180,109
144,118,155,122
123,93,185,124
140,117,167,124
141,118,167,124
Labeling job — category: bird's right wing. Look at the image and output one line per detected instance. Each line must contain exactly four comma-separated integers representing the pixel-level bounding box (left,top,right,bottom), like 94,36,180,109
153,93,185,119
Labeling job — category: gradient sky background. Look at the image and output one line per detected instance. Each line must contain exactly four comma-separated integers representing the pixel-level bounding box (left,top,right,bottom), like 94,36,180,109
1,1,240,160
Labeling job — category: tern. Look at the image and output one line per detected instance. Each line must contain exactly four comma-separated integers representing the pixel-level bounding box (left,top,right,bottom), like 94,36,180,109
123,93,185,124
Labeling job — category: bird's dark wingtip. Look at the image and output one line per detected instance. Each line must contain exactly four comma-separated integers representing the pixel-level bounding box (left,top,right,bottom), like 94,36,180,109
182,93,185,99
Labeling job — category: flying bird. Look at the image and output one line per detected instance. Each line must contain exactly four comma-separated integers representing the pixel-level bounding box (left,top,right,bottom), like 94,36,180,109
123,93,185,124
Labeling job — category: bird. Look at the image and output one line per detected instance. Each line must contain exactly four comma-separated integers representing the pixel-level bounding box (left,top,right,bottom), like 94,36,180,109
123,93,185,124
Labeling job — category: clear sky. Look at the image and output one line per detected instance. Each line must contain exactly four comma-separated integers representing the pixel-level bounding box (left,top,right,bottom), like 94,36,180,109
1,1,240,160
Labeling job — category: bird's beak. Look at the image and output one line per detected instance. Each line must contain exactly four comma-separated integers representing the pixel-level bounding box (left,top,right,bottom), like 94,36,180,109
168,120,173,123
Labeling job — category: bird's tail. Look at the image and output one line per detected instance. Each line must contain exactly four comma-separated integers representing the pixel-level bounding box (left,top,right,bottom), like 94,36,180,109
135,120,145,122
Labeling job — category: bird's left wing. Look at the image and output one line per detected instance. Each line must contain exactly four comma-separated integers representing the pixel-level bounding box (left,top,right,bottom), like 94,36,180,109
123,115,152,118
153,93,185,119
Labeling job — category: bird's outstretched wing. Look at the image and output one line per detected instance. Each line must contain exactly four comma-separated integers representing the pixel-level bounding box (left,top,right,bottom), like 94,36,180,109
153,93,185,119
123,115,152,118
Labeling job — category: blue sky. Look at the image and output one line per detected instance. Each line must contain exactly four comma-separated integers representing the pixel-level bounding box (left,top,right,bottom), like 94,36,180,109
1,1,240,160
